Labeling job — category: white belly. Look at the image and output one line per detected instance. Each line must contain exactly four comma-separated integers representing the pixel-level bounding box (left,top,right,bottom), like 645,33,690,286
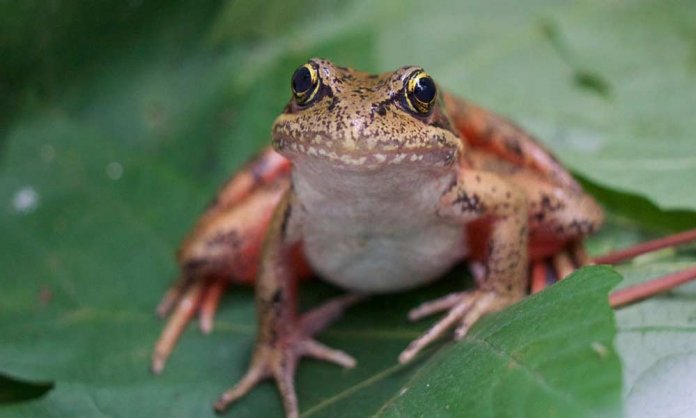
303,222,465,293
291,158,464,293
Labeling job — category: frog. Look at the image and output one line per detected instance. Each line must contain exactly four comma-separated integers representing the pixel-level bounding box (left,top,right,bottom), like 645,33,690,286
152,58,605,418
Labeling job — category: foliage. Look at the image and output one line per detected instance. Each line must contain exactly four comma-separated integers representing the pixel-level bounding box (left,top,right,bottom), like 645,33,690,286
1,0,695,417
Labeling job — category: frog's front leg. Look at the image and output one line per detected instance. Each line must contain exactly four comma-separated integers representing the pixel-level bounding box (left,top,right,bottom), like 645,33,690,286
399,170,528,363
214,190,360,418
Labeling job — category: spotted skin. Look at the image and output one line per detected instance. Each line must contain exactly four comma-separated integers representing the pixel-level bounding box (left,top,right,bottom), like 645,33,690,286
154,59,604,417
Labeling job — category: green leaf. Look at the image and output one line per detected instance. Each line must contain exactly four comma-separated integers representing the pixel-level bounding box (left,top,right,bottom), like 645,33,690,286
0,373,53,404
1,0,695,417
365,267,623,418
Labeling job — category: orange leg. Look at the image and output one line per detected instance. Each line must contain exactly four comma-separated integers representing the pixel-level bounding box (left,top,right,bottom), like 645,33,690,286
152,280,205,373
530,262,548,294
155,275,191,318
199,278,228,334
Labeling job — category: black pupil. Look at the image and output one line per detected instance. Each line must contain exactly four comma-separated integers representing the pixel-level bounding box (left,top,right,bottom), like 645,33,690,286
292,67,313,94
414,76,436,103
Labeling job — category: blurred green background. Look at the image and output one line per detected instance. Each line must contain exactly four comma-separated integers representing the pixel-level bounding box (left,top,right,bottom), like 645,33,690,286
1,0,696,417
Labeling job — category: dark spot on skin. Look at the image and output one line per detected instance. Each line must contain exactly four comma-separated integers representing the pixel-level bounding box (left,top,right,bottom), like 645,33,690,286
371,93,401,119
504,136,524,157
532,211,545,223
183,259,207,275
280,203,293,240
569,219,596,235
539,194,565,212
271,289,284,304
454,192,485,214
207,230,242,249
431,117,453,131
327,96,340,112
445,177,458,194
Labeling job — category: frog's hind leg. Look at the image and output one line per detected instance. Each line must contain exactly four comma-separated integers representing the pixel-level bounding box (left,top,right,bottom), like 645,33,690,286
152,149,294,374
531,224,696,303
530,241,588,293
153,280,206,373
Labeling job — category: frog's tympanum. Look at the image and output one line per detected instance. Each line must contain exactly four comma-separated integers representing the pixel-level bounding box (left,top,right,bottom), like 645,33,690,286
153,59,604,417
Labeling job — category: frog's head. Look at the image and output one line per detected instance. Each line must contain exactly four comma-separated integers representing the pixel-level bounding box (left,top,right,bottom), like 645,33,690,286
272,58,461,171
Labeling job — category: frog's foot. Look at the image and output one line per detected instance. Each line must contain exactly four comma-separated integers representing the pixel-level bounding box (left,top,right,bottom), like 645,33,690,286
400,290,520,363
152,275,228,374
214,294,363,418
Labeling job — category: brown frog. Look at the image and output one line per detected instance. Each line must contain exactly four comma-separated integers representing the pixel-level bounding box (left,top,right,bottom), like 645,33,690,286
153,58,605,417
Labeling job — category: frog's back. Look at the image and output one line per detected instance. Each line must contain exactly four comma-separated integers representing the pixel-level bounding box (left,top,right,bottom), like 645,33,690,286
443,93,582,192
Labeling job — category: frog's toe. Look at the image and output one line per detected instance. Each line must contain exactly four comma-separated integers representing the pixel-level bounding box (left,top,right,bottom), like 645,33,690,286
453,292,502,340
407,291,468,321
300,339,356,368
152,275,230,374
152,279,206,374
214,363,268,414
400,290,516,364
214,294,360,417
199,278,228,334
214,335,354,417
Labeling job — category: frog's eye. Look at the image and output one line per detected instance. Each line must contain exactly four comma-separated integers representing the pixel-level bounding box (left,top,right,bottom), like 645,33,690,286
404,70,437,115
291,64,320,106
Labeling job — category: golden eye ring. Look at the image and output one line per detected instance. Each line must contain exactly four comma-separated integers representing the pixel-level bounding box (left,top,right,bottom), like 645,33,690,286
291,63,320,105
404,70,437,115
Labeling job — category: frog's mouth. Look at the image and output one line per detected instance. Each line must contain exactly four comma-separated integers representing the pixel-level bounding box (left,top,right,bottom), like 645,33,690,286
272,134,457,170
